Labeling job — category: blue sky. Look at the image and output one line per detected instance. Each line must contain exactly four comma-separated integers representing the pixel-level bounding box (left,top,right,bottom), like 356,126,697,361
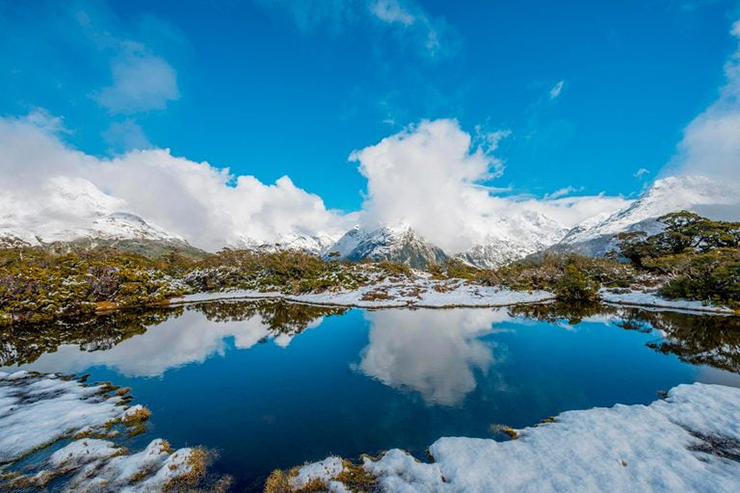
1,0,739,214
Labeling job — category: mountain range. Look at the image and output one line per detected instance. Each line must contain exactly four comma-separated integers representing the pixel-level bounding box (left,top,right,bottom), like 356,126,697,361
2,174,738,266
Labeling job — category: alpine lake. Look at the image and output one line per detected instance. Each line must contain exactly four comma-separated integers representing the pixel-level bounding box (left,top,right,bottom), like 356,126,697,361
2,298,739,491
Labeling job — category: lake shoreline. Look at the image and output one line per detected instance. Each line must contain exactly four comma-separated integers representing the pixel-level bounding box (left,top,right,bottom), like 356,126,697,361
171,285,736,315
280,382,740,493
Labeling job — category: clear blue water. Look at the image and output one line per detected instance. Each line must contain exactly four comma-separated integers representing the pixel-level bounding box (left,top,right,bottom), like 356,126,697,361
3,300,739,490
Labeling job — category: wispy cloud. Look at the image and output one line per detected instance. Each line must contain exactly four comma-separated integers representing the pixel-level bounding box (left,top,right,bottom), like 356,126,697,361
102,119,152,153
664,19,740,183
549,80,565,100
92,41,179,114
633,168,650,179
544,185,583,200
370,0,416,26
255,0,457,58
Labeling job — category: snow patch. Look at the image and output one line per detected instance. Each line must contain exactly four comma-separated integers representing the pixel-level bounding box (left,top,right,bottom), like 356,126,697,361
290,456,345,490
0,372,127,462
307,383,740,492
174,276,555,309
0,371,207,491
600,288,735,314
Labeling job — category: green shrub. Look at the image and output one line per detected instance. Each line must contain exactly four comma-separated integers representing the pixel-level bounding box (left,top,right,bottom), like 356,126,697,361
553,263,600,301
651,249,740,308
376,260,412,278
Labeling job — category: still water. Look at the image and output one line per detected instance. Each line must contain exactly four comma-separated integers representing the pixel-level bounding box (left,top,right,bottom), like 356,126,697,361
2,300,739,490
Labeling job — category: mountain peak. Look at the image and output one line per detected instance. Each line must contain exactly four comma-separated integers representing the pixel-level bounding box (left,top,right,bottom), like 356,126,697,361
557,174,740,253
325,224,447,269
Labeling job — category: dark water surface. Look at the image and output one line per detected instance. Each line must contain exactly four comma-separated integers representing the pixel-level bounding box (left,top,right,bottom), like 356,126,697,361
2,300,739,490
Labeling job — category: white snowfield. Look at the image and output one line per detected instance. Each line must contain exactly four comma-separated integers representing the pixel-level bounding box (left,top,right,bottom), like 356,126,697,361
174,277,555,309
0,371,201,491
600,288,736,314
295,383,740,493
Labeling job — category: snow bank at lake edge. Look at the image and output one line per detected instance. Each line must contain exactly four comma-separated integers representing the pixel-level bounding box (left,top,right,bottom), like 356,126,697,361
291,383,740,493
174,283,735,315
0,371,210,491
600,288,735,314
173,277,555,309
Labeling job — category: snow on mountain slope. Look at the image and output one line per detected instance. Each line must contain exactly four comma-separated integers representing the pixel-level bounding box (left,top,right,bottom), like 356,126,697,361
232,231,338,256
458,210,569,268
326,212,568,269
326,224,448,269
0,176,186,247
562,175,740,245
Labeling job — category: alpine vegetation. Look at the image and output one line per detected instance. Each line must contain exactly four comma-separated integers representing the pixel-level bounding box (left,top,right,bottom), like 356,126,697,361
2,2,740,493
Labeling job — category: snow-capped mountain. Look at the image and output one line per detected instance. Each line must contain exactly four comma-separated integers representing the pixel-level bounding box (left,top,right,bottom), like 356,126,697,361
6,172,736,267
555,175,740,256
0,176,190,251
457,210,569,268
325,224,448,269
325,212,568,269
233,231,338,256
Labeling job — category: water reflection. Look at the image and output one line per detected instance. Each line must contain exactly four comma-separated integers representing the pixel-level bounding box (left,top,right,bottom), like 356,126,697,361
509,302,740,373
0,301,347,376
359,309,512,406
2,300,739,386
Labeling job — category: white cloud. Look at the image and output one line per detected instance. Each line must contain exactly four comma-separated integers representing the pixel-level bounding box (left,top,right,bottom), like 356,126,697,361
368,0,446,55
633,168,650,179
0,112,633,253
102,119,152,152
258,0,454,57
544,185,583,200
350,119,630,253
518,194,631,228
665,19,740,183
370,0,415,26
93,42,180,114
359,309,509,405
0,113,351,250
549,80,565,99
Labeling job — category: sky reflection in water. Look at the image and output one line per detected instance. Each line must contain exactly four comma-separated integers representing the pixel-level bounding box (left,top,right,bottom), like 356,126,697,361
2,300,739,490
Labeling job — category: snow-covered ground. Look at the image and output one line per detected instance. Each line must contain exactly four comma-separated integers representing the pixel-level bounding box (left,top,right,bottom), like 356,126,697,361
291,382,740,492
0,371,205,491
174,277,555,309
173,277,736,315
600,288,735,314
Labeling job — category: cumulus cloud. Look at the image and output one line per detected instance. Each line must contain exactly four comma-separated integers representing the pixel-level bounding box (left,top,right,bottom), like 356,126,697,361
0,111,632,253
665,19,740,182
93,42,180,114
0,112,351,250
359,309,508,405
350,119,630,252
549,80,565,99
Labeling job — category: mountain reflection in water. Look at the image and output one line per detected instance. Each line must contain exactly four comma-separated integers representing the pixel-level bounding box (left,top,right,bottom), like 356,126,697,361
2,300,739,389
2,300,740,491
0,300,348,376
